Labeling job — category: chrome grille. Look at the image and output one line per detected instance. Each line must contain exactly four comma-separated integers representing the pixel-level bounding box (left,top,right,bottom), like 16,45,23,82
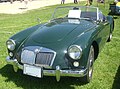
21,46,56,67
35,52,54,66
21,50,36,64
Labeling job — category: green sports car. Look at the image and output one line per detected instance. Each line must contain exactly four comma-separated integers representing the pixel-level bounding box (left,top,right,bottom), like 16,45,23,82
6,6,114,83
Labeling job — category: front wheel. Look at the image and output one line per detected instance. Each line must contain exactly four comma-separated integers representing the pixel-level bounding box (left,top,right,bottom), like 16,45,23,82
80,45,94,83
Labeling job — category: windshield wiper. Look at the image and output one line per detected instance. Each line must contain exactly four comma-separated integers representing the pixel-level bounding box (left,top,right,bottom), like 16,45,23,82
80,17,94,21
65,17,80,20
50,17,64,21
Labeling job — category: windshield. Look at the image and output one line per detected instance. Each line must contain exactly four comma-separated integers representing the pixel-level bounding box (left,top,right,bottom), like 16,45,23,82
52,6,100,21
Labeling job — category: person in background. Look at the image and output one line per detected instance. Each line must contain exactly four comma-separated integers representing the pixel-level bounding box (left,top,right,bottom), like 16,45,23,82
10,0,13,4
74,0,78,3
61,0,65,4
116,1,120,6
24,0,28,8
114,0,120,4
85,0,93,6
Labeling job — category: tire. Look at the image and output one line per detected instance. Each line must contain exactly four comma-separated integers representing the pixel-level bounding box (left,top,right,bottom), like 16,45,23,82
80,45,94,83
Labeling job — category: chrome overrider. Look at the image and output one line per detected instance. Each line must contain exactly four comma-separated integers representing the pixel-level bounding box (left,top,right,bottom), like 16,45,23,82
6,56,87,82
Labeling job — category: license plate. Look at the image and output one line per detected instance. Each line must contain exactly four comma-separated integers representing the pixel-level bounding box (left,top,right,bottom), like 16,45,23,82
23,64,42,78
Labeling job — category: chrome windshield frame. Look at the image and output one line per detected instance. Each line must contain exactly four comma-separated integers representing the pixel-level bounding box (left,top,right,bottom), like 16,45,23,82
51,6,100,21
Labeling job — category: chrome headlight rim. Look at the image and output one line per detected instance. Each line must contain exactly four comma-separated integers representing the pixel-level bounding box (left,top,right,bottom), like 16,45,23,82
68,45,82,60
6,39,16,51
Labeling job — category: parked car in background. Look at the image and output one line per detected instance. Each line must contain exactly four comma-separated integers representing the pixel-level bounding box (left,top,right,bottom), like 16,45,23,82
6,6,114,83
109,2,120,15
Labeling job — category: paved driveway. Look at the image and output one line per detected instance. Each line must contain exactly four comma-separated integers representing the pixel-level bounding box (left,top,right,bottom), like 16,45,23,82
0,0,74,14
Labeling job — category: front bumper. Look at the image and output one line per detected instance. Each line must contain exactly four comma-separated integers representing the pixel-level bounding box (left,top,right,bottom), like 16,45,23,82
6,56,87,81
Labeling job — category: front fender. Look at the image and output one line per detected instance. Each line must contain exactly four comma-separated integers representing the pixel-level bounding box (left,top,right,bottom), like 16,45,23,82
107,16,114,33
71,29,95,68
9,24,43,51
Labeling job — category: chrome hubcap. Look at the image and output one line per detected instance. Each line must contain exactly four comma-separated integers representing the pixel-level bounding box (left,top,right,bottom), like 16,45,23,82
110,33,112,40
88,45,94,79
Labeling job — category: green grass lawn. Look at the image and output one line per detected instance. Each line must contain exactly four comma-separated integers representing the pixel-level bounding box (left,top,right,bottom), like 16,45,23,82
0,1,120,89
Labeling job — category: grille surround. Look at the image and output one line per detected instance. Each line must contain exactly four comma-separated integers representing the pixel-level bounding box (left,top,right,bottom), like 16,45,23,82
21,46,56,68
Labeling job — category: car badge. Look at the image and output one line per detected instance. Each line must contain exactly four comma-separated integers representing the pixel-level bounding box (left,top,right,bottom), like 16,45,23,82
34,49,40,53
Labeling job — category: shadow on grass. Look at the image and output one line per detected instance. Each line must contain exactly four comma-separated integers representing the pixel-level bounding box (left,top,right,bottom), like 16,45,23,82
0,65,86,89
112,65,120,89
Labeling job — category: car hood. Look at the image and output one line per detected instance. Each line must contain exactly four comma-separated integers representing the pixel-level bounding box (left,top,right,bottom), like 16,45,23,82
30,21,78,44
26,19,94,44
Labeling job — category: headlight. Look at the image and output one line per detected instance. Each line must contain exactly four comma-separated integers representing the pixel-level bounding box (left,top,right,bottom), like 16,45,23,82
68,45,82,60
6,39,16,51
